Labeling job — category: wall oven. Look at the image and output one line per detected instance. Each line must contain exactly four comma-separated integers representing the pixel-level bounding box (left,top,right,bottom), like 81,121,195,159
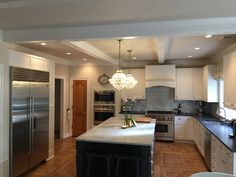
93,90,115,125
94,90,115,104
94,105,115,125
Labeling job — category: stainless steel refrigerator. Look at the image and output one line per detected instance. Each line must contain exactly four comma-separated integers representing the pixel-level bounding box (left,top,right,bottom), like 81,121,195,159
10,67,49,177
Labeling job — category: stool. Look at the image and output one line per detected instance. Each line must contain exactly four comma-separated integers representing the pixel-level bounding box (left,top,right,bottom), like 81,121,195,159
86,153,112,177
189,172,235,177
114,154,142,177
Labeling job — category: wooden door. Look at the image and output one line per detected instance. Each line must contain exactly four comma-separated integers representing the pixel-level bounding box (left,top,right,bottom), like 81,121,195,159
72,80,87,137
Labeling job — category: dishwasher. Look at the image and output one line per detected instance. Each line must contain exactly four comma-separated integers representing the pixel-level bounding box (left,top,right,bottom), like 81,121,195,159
204,130,212,170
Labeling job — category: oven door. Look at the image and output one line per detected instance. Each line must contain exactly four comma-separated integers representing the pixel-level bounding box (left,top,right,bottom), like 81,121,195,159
94,111,114,125
94,91,115,104
155,121,174,141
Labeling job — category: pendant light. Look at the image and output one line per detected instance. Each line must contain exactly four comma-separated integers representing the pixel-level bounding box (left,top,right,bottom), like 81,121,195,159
125,50,138,89
109,40,127,90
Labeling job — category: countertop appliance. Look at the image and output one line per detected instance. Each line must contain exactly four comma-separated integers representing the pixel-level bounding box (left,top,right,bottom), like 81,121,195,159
10,67,49,177
204,130,212,170
146,111,174,141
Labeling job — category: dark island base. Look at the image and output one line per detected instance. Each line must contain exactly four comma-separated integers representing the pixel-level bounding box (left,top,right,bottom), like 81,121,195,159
76,141,153,177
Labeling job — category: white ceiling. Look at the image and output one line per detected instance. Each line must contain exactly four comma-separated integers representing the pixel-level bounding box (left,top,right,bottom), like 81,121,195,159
2,0,236,67
14,34,236,67
0,0,236,30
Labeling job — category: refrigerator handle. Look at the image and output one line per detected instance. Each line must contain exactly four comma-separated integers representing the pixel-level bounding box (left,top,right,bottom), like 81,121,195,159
29,96,32,153
32,96,35,152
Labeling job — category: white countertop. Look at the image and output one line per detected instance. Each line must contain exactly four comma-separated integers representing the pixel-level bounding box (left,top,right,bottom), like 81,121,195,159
76,117,156,146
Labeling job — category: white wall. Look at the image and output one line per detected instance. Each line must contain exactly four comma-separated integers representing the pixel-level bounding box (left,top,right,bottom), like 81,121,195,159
0,43,10,177
70,65,122,130
55,64,70,138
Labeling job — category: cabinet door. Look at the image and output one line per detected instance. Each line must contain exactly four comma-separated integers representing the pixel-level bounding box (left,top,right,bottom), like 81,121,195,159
31,57,48,71
185,117,193,140
9,50,31,68
176,69,192,100
224,54,236,109
121,69,145,99
175,116,185,140
130,69,145,99
192,68,203,100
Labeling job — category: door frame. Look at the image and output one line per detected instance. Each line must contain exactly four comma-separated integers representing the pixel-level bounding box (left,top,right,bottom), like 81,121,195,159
54,75,66,139
0,65,3,177
70,77,90,135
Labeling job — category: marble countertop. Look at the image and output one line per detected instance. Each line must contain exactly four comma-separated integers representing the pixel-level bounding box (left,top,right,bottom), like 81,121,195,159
76,117,156,146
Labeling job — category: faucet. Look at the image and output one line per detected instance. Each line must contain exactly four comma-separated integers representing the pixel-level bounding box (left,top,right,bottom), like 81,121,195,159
216,107,227,121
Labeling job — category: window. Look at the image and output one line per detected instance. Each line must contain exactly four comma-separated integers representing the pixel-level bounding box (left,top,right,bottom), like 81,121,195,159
218,80,236,120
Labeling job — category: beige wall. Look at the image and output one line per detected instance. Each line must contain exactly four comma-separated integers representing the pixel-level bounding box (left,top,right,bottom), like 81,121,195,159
0,43,10,177
55,64,70,138
70,65,122,129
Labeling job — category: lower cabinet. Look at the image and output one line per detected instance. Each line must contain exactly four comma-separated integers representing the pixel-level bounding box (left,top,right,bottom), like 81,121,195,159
175,116,193,140
193,119,205,156
211,135,234,174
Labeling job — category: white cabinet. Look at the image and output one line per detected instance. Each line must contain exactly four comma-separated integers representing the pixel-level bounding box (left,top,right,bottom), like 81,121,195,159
175,68,203,100
9,50,49,72
223,52,236,110
192,68,203,100
121,69,145,99
193,119,205,156
175,116,193,140
202,65,218,102
211,135,234,174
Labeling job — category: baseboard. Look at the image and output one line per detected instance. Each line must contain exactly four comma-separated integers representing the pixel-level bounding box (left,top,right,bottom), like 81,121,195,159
174,139,194,144
46,155,55,161
47,149,54,161
0,159,9,177
63,132,71,139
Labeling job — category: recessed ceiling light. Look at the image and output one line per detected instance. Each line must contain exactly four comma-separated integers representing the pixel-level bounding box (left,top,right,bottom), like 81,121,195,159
188,55,193,58
194,47,200,50
83,58,87,61
132,57,136,60
123,36,136,39
205,34,213,38
40,42,47,46
66,52,71,55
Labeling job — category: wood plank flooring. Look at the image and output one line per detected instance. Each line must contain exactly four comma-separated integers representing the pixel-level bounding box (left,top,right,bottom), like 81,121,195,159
25,138,208,177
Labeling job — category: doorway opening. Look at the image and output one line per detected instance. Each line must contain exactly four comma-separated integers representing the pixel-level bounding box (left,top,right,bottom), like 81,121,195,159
55,78,63,139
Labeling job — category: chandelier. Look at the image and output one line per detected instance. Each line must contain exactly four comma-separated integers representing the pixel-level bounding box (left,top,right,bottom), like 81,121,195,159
125,50,138,89
109,40,127,90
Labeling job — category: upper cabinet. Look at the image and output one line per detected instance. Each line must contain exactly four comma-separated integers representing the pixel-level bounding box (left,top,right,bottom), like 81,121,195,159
9,50,49,72
202,65,218,102
175,68,203,100
120,69,145,99
224,52,236,110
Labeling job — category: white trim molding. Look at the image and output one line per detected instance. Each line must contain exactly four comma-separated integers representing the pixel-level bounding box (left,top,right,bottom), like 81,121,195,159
0,64,4,177
3,17,236,43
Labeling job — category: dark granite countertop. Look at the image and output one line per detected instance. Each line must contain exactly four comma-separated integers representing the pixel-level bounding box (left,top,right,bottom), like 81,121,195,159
174,113,236,152
195,115,236,152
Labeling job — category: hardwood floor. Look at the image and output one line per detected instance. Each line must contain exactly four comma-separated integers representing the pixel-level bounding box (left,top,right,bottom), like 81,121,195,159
25,138,208,177
25,138,76,177
154,142,208,177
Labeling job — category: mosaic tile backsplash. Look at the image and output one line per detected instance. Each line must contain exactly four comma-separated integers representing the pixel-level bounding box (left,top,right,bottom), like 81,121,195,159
120,86,218,117
146,86,174,111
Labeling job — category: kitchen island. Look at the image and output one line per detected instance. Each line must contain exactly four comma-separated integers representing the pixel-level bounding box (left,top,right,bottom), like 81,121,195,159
76,117,156,177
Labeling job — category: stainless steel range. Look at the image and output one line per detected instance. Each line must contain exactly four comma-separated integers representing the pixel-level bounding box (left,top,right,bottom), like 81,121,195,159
146,111,174,141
